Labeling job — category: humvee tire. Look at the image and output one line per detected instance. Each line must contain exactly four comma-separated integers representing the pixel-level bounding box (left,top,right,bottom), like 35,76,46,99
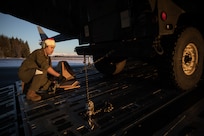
159,27,204,91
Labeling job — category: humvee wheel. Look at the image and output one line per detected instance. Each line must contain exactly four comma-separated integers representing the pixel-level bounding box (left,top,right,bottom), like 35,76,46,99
172,27,204,91
182,43,198,76
93,55,126,75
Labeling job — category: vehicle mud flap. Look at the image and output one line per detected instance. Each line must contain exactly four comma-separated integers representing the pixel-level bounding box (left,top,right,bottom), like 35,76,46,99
93,55,126,75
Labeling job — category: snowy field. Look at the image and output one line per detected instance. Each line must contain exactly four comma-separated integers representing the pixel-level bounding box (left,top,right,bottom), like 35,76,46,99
0,56,93,67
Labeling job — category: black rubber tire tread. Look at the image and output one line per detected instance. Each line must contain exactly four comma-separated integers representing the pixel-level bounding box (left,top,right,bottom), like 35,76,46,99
158,27,204,91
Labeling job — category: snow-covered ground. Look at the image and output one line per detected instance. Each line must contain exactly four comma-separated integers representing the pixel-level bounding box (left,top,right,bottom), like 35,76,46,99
0,56,93,67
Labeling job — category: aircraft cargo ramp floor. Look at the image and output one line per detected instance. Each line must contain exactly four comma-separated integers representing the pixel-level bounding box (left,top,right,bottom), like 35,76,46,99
1,60,204,136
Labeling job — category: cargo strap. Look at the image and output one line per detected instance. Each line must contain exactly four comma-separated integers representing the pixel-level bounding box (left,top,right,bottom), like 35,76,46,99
153,36,164,55
80,50,115,72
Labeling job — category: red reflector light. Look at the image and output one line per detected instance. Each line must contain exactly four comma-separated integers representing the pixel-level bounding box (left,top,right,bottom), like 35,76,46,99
161,11,167,21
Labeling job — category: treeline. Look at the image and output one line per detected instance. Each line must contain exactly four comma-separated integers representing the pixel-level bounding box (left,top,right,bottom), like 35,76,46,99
0,35,30,58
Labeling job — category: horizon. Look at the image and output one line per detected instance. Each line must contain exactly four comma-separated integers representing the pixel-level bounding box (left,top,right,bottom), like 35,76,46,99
0,55,93,67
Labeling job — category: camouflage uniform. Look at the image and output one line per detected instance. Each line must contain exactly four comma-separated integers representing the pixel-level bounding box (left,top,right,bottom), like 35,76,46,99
18,48,52,93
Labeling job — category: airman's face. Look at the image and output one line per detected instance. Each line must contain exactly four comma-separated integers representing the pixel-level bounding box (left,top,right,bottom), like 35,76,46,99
45,45,55,55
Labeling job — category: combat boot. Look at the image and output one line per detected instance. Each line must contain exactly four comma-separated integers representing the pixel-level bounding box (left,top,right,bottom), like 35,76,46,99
26,90,42,101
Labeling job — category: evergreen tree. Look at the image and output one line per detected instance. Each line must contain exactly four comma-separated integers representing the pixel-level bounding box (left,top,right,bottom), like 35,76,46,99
0,35,30,58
